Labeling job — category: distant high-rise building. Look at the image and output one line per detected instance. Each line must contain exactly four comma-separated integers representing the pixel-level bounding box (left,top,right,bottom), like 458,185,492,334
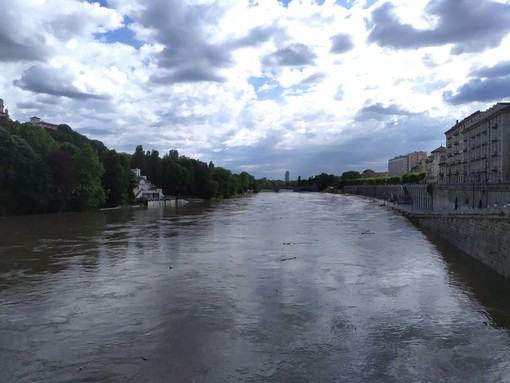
285,171,290,182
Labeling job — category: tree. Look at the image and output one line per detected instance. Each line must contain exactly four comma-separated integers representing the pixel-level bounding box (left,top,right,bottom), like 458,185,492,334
131,145,146,172
45,148,77,212
162,159,189,197
102,150,135,207
341,171,362,180
7,122,58,157
71,144,105,210
0,128,50,215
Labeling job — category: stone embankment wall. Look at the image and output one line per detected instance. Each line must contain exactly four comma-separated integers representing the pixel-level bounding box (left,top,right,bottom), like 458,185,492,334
343,183,510,278
409,214,510,278
344,183,510,214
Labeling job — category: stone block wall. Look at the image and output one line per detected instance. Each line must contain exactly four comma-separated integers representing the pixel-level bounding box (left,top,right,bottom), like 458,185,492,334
411,215,510,278
344,183,510,214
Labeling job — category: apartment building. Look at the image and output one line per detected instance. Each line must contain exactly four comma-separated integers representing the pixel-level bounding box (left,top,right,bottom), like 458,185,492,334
439,102,510,183
425,146,447,183
388,155,408,176
388,151,428,176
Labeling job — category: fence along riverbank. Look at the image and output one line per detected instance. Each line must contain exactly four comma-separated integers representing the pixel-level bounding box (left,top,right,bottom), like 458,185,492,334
343,183,510,278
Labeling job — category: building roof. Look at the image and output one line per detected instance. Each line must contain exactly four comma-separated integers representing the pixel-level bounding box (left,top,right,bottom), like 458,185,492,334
431,145,446,154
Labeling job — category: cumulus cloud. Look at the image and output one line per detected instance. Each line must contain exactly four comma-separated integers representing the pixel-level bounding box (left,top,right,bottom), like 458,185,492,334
443,78,510,105
472,61,510,78
262,44,317,67
13,65,110,100
368,0,510,54
356,103,422,121
1,0,510,179
443,61,510,105
130,0,234,84
330,33,354,54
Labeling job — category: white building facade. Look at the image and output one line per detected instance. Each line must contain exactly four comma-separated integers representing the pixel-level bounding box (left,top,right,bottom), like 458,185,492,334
440,103,510,183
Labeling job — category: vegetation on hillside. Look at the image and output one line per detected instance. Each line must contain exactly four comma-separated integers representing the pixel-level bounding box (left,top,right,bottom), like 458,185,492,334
0,118,256,216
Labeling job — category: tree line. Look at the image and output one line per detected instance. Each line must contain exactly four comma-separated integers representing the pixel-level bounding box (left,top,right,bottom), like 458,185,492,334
0,118,256,216
130,145,256,200
256,170,427,193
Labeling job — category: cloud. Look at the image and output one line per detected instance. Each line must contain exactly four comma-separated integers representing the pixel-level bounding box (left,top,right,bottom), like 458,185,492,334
230,25,284,48
368,0,510,54
443,78,510,105
2,0,510,179
13,65,110,100
356,103,422,121
472,61,510,78
133,0,233,83
150,65,226,84
262,43,317,67
330,33,354,54
443,61,510,105
302,73,326,84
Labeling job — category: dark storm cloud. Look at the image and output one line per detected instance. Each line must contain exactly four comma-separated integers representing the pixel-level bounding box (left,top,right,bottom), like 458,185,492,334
443,78,510,105
0,23,47,62
262,43,317,67
356,103,421,121
368,0,510,54
150,64,226,84
329,33,354,54
136,0,233,84
443,61,510,105
13,65,109,100
472,61,510,78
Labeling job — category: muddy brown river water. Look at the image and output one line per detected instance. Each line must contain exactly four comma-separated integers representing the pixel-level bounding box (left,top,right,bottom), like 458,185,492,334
1,192,510,382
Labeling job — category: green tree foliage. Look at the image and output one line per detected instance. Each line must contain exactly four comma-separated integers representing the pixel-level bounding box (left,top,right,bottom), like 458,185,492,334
102,150,134,207
131,145,146,173
4,122,58,157
0,116,255,215
45,148,77,212
401,171,426,184
308,172,336,191
0,128,50,215
341,171,362,180
212,167,236,198
71,143,106,210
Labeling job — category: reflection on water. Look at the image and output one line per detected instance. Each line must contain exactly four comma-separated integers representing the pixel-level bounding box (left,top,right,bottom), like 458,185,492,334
1,193,510,382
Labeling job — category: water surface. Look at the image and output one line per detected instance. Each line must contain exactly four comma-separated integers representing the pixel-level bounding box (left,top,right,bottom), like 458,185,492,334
1,192,510,382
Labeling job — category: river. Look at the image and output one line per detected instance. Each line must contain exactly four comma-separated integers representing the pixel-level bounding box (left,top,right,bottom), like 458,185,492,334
1,192,510,382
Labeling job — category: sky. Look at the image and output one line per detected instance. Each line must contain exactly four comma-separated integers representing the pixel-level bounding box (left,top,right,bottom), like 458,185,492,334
1,0,510,179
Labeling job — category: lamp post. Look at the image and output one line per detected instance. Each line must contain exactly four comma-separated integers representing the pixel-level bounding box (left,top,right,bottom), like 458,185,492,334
471,172,475,209
485,160,489,208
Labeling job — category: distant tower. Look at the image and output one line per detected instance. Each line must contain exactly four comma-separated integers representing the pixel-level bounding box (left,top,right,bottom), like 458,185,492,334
0,98,9,118
285,171,290,183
